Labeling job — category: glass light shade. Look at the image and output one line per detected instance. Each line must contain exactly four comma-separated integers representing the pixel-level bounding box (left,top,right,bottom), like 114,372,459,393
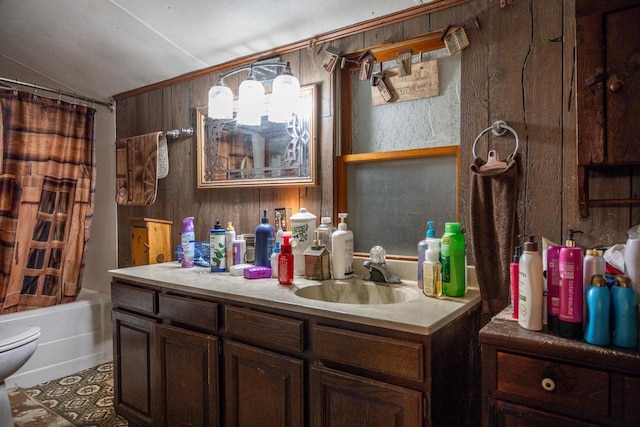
236,77,265,126
268,72,300,123
207,84,233,119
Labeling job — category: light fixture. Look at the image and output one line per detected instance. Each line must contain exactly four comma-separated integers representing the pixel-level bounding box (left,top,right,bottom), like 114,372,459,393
207,60,300,125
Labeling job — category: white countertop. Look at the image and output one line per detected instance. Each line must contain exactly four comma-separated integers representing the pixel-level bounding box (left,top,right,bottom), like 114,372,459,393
109,262,481,336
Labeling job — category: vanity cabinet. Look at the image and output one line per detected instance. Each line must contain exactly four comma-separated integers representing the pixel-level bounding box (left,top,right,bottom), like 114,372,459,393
576,0,640,216
480,312,640,426
112,282,221,427
111,273,480,426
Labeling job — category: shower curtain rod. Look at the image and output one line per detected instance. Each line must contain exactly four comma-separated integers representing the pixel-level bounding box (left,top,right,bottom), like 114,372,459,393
0,77,115,112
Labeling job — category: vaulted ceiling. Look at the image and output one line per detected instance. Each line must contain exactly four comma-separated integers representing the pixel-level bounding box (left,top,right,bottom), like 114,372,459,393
0,0,439,102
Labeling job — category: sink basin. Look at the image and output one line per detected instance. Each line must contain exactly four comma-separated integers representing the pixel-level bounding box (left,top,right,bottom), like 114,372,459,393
295,280,417,305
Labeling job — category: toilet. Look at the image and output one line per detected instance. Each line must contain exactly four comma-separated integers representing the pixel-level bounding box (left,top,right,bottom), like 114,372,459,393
0,325,41,427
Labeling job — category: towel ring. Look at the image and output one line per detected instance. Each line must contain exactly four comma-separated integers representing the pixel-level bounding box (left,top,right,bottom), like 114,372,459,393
472,120,519,159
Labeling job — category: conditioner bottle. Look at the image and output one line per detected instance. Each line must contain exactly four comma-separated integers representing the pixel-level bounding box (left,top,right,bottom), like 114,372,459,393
559,233,584,339
518,237,543,331
584,274,610,346
611,275,639,348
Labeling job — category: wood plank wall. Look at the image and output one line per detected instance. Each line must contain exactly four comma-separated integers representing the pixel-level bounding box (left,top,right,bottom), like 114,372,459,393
116,0,639,268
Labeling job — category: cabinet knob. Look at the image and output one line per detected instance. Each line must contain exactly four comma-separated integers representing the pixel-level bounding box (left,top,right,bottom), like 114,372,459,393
541,377,556,392
608,76,623,93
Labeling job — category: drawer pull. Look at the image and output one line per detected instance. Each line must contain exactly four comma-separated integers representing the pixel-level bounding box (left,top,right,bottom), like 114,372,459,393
541,377,556,392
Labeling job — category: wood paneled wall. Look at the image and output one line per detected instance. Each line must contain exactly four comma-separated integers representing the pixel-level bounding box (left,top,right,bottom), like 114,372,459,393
116,0,639,268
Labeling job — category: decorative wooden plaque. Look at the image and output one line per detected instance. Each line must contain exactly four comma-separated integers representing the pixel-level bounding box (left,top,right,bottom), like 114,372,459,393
371,59,439,105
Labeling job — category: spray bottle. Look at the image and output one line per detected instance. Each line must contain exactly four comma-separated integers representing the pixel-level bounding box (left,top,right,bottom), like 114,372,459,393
518,236,544,331
510,244,522,319
181,217,195,268
559,230,584,339
331,213,354,279
254,209,275,267
225,221,236,271
210,220,226,272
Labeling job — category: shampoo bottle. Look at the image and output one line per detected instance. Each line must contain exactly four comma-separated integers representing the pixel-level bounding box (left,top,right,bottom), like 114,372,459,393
225,221,236,271
423,239,442,298
584,274,611,346
331,213,354,280
559,233,584,339
510,245,522,319
181,217,195,268
278,234,294,285
611,275,639,348
210,220,226,272
546,245,562,332
418,221,437,289
254,209,275,267
441,222,465,297
518,237,544,331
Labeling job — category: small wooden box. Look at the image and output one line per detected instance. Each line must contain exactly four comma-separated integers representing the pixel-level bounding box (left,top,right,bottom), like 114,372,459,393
128,217,173,265
304,245,331,280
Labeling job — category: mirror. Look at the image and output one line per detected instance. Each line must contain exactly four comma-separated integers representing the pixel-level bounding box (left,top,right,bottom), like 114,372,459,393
196,84,317,188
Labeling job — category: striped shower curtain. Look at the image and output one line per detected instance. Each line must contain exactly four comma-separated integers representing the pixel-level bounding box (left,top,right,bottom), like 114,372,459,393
0,88,96,313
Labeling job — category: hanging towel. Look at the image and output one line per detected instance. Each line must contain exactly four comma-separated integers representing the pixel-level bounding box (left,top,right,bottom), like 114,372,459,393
469,154,519,317
116,131,164,206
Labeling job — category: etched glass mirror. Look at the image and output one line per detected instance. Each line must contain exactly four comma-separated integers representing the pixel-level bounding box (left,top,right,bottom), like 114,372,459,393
197,84,317,188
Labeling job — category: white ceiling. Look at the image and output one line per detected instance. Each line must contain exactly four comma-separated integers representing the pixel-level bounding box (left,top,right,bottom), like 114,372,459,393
0,0,434,102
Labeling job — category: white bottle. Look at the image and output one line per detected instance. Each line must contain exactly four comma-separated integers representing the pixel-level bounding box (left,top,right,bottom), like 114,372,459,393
225,221,236,271
271,242,281,278
518,238,544,331
583,249,605,320
423,240,442,298
331,213,354,279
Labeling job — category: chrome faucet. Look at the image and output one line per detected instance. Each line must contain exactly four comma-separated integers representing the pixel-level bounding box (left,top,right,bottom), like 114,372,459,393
362,246,402,284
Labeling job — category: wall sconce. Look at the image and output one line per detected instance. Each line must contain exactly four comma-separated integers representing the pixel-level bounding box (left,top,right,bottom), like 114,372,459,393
207,60,300,125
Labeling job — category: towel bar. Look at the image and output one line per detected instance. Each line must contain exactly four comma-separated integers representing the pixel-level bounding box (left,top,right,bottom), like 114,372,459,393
164,127,194,139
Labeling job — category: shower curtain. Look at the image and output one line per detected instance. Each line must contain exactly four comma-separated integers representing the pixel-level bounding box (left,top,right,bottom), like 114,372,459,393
0,88,96,313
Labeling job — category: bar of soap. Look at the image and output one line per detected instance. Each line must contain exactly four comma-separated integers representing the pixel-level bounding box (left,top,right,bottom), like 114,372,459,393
229,264,252,276
243,266,271,279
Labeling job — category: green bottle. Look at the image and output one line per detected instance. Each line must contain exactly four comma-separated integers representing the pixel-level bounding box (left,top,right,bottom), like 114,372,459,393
441,222,466,297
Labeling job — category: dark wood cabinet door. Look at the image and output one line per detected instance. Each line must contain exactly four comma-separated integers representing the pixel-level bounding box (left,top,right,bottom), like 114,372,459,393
155,323,219,427
224,340,304,427
577,0,640,166
112,309,156,427
309,366,423,427
494,400,595,427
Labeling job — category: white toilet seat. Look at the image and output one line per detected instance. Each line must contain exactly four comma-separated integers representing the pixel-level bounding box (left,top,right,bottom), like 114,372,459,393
0,326,41,353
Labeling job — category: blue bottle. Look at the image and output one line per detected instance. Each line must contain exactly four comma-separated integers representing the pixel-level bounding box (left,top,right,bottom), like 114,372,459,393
254,209,275,267
611,275,639,348
584,274,610,346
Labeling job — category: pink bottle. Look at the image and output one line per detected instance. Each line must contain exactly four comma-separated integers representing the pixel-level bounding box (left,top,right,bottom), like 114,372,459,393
546,245,562,332
559,234,584,339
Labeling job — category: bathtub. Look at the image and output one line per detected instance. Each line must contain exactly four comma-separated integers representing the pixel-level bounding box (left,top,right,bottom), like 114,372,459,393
0,288,113,388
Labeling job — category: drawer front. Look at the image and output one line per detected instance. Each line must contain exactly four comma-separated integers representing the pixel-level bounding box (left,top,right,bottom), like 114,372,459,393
111,281,156,315
225,306,304,353
496,351,609,417
312,325,423,382
158,293,218,332
622,375,640,423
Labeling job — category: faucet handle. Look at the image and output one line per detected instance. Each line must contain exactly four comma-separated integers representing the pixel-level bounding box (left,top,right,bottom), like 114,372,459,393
370,245,386,264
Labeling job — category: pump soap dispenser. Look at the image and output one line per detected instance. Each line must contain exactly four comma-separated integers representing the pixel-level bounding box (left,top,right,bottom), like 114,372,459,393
331,213,354,279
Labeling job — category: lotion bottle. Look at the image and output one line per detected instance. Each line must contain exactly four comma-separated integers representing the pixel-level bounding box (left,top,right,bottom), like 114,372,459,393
423,240,442,298
611,275,639,348
331,213,354,279
181,217,195,268
518,237,543,331
559,232,584,339
254,209,275,267
584,274,611,346
278,235,294,285
418,221,437,289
